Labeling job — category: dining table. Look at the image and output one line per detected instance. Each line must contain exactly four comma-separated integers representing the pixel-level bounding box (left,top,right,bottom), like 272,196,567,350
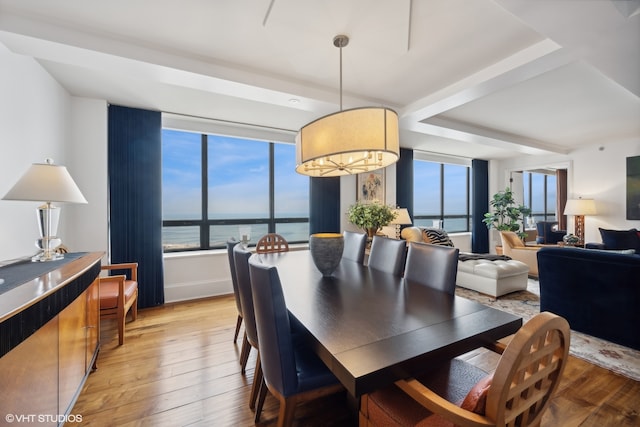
255,250,522,398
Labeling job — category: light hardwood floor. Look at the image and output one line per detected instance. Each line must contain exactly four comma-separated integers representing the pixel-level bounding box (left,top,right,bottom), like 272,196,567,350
73,295,640,426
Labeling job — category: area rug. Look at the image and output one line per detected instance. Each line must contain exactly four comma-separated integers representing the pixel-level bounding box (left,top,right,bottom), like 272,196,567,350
456,279,640,381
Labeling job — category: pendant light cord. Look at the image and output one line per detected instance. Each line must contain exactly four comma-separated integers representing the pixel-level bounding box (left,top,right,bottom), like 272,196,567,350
339,42,343,111
333,35,349,112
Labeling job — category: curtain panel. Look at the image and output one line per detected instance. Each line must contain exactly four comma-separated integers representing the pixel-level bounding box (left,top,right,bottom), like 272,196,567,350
396,148,414,220
309,177,340,234
556,169,568,230
108,105,165,308
471,159,489,253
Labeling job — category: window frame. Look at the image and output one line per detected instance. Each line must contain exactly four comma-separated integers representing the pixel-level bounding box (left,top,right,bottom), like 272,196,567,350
162,131,309,252
523,171,557,222
412,159,471,232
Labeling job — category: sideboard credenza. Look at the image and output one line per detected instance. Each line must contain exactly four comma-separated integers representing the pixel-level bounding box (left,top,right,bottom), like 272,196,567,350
0,252,103,426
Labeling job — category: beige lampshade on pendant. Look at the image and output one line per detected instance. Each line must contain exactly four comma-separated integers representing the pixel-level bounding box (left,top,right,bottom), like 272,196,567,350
295,35,399,177
296,107,399,177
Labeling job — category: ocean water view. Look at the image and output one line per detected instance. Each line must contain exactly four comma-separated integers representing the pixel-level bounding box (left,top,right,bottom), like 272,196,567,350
163,216,471,251
162,222,310,251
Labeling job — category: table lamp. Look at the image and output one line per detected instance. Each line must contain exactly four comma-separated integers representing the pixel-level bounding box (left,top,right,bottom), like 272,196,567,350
390,208,412,239
563,198,596,246
2,159,87,262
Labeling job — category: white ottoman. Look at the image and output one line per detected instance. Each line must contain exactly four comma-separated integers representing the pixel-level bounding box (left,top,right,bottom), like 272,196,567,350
456,257,529,298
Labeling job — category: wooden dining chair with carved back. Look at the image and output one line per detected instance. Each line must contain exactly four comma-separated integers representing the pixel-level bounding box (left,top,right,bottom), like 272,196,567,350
99,262,139,346
255,233,289,254
360,311,570,427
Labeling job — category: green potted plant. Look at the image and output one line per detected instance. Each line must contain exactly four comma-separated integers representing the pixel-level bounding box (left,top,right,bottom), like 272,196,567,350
347,201,397,238
483,187,531,240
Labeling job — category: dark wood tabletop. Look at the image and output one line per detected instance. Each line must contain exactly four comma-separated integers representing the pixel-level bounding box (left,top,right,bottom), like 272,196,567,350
256,250,522,397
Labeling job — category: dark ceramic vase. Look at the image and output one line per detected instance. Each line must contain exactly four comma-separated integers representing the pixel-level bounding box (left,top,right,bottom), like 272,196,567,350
309,233,344,277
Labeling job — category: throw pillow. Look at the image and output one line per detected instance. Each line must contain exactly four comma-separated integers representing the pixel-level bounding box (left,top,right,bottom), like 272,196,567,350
460,374,492,415
421,228,454,247
401,227,423,243
598,228,640,254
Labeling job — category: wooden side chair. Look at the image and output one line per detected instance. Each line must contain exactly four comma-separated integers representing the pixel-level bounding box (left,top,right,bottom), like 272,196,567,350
255,233,289,254
360,311,570,427
99,262,139,346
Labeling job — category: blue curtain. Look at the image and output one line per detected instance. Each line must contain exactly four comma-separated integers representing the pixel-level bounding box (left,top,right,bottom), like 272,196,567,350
309,177,340,234
471,159,489,253
396,148,414,219
108,105,165,308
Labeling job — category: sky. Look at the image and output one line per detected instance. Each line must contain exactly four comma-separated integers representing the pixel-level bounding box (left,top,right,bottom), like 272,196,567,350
162,129,309,220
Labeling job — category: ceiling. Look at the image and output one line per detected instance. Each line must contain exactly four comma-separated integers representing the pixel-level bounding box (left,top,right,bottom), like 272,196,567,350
0,0,638,160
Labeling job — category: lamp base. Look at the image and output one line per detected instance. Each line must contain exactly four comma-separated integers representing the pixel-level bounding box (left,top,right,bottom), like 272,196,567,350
32,251,64,262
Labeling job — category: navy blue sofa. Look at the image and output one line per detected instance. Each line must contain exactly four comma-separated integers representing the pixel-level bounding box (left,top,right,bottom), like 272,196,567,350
537,246,640,350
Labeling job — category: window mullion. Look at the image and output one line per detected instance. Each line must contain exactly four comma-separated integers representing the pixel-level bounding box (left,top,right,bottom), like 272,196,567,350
440,164,445,224
201,134,209,249
269,143,275,233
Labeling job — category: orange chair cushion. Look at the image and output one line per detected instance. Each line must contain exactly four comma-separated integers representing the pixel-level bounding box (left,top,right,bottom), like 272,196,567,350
100,280,138,310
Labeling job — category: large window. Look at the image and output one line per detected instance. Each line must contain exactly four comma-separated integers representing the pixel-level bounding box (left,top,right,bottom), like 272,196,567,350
413,160,471,232
522,172,557,222
162,129,309,252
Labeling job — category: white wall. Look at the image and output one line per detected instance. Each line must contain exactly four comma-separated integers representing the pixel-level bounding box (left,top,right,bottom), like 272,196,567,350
569,140,640,241
0,45,71,261
64,98,109,255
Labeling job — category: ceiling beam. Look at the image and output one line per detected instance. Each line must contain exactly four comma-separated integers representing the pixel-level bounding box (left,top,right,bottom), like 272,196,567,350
409,117,570,156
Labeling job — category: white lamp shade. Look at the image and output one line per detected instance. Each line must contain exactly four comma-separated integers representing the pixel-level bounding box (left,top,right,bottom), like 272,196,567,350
390,208,412,225
295,107,399,177
563,198,596,216
3,162,87,204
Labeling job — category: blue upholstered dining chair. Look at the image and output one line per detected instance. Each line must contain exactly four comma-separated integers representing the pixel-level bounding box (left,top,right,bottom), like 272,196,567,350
248,255,344,427
233,245,262,409
342,230,367,263
225,239,244,345
367,235,407,276
404,242,459,295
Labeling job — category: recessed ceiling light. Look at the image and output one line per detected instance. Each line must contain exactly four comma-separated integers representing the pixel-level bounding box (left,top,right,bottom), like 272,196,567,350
289,98,300,104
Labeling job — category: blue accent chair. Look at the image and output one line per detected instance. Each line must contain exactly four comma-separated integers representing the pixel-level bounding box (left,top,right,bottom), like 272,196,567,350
249,256,344,426
535,221,566,244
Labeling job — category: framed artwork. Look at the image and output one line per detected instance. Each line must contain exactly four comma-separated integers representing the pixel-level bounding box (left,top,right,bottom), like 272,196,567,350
357,170,385,203
627,155,640,220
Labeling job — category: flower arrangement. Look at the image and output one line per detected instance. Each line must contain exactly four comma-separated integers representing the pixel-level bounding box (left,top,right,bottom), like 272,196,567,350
347,201,397,237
